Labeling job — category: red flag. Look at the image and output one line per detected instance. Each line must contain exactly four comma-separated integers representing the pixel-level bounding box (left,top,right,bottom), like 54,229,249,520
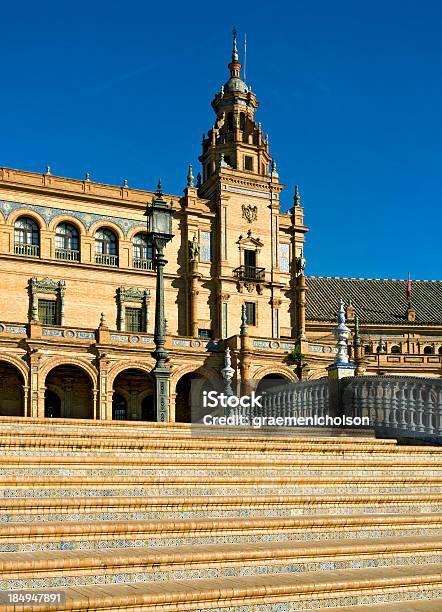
406,272,411,303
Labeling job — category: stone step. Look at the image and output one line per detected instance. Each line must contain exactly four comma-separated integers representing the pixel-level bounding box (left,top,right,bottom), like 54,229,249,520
1,535,441,590
0,432,405,453
3,453,442,470
2,475,442,498
3,494,442,523
2,563,442,611
3,513,442,552
0,417,379,437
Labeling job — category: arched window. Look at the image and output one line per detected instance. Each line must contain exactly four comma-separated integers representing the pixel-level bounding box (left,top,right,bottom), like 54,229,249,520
14,217,40,256
439,347,442,355
423,345,434,355
390,345,401,354
55,223,80,261
95,228,118,266
133,233,153,270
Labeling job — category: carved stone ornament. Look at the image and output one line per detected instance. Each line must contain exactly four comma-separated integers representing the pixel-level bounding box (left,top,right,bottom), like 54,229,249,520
242,203,258,224
31,277,65,295
117,287,150,303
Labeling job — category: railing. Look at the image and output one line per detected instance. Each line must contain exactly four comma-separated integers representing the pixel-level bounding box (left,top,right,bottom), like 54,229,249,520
258,379,329,422
55,248,80,262
95,253,118,267
14,243,40,257
344,376,442,442
133,258,154,270
233,265,265,282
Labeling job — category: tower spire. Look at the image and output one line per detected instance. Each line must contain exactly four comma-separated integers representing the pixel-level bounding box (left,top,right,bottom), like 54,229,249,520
228,27,242,79
232,27,238,62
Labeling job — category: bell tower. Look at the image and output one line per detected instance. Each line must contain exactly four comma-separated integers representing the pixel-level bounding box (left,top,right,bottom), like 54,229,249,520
192,30,306,342
199,29,273,190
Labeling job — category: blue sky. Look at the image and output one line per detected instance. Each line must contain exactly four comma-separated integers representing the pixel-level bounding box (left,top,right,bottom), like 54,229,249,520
1,0,441,280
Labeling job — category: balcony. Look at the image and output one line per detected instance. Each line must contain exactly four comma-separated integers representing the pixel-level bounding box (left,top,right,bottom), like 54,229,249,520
95,253,118,267
14,243,40,257
133,258,154,270
233,265,265,282
56,248,80,262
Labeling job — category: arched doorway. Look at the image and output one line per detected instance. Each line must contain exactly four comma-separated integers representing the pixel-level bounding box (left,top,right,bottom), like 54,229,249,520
175,374,193,423
44,390,61,418
256,374,288,396
0,361,25,416
112,368,153,421
112,394,127,420
45,365,94,419
175,372,213,423
141,395,155,421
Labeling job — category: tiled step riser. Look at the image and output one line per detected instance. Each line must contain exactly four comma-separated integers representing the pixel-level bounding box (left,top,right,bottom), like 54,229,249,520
4,526,442,552
2,468,441,478
4,484,441,498
176,590,442,612
5,504,442,523
4,553,442,590
5,482,442,501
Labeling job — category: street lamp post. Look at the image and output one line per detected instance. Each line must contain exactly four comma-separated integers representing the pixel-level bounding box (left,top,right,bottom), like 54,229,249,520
145,179,174,422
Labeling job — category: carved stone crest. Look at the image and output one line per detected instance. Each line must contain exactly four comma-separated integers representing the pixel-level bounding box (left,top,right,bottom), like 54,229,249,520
242,204,258,224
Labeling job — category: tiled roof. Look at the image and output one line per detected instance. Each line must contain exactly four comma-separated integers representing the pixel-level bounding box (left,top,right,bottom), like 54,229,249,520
305,277,442,325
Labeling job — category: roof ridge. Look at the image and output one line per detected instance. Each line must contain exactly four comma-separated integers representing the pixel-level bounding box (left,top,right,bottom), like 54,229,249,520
306,276,442,283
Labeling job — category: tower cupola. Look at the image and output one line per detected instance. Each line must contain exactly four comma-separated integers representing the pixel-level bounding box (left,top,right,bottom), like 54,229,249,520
199,29,274,188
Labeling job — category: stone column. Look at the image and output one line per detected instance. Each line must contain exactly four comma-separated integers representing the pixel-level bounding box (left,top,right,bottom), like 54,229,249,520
239,305,253,395
59,280,66,326
296,273,307,340
188,259,201,337
28,350,43,418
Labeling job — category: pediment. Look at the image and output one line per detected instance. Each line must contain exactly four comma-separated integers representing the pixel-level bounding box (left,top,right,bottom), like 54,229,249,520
237,232,264,250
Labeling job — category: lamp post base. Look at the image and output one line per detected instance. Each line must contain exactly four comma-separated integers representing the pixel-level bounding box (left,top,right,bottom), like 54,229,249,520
153,365,170,423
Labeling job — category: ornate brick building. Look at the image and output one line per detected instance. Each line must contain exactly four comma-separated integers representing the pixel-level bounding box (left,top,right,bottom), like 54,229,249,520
0,35,441,420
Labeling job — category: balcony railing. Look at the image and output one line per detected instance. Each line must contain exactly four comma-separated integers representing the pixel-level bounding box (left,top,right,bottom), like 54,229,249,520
56,248,80,262
233,265,265,282
95,253,118,267
14,243,40,257
133,258,154,270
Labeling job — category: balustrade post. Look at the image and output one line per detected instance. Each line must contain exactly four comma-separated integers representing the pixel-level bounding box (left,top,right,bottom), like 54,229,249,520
416,383,426,433
383,381,391,429
437,388,442,436
426,385,435,435
408,383,417,432
399,384,407,430
390,383,399,430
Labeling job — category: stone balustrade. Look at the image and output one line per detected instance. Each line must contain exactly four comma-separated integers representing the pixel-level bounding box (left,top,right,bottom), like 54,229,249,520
344,376,442,443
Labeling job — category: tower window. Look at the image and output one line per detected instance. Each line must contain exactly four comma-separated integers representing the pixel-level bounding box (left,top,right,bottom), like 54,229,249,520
244,302,257,326
227,112,234,131
244,156,254,171
239,112,245,131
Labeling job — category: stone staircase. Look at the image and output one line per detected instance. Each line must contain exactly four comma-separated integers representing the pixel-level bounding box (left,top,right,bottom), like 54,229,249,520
1,417,442,610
